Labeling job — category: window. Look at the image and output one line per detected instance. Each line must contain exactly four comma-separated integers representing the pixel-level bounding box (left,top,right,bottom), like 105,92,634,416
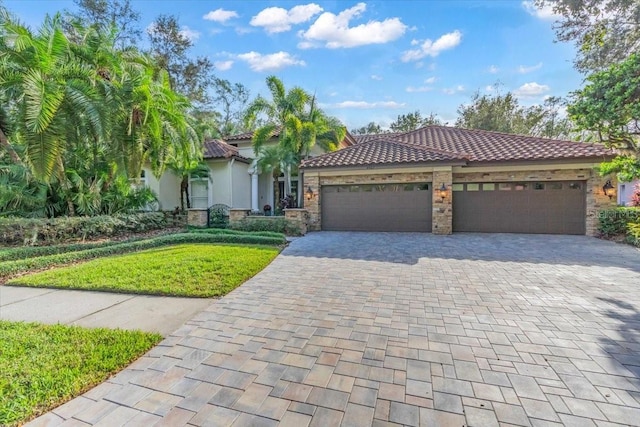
534,183,545,190
418,183,430,191
466,183,480,191
482,183,495,191
499,183,512,191
452,184,464,192
569,182,581,190
190,176,209,208
515,183,527,191
550,183,563,190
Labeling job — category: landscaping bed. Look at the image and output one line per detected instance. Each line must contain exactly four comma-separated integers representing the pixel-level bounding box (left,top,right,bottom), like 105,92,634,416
0,321,161,427
598,207,640,247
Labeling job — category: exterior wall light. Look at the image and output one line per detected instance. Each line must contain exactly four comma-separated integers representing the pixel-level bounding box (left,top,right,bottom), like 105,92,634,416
439,183,448,201
602,180,614,199
306,186,315,201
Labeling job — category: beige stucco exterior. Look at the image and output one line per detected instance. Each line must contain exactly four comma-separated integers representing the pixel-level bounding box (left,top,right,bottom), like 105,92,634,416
304,161,617,236
143,167,181,211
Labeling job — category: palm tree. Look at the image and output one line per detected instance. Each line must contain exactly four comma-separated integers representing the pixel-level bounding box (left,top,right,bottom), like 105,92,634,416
246,76,346,206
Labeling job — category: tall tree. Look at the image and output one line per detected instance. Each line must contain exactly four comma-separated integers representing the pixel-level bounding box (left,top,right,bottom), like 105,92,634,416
536,0,640,73
351,122,385,135
568,53,640,181
210,77,251,138
245,76,345,206
67,0,141,48
390,110,443,132
147,14,212,104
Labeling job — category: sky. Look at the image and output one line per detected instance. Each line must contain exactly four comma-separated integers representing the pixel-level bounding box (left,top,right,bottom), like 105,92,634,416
3,0,581,130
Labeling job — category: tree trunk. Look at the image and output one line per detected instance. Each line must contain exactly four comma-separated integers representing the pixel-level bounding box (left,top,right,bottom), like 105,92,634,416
0,128,22,164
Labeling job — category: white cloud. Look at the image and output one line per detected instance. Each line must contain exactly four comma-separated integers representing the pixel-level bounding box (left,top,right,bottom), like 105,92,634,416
522,1,559,20
371,74,383,81
330,100,406,109
236,51,306,72
488,65,499,74
424,76,437,84
442,85,465,95
214,60,234,71
251,3,323,33
401,30,462,62
179,26,200,42
298,3,407,49
513,82,550,97
203,9,239,23
406,86,433,93
518,62,543,73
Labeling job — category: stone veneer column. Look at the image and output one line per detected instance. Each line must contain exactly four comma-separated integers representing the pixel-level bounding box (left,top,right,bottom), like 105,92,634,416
187,208,208,227
304,174,321,231
432,168,453,235
284,209,308,235
586,171,618,236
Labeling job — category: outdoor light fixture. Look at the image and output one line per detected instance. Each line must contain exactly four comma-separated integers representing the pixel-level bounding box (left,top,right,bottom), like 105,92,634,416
439,183,448,201
306,186,315,201
602,180,614,199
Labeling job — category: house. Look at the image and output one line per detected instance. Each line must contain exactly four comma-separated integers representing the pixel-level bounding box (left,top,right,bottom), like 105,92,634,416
300,126,616,236
618,180,639,206
143,129,354,212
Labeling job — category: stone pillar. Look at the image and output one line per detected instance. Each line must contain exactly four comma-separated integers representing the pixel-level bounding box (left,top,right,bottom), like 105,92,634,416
304,174,320,231
432,168,453,235
586,171,618,236
251,173,259,212
187,208,208,227
284,208,309,235
229,208,251,226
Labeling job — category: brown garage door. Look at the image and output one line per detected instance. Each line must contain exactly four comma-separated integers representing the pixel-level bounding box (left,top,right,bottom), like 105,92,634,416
453,181,586,234
322,183,432,232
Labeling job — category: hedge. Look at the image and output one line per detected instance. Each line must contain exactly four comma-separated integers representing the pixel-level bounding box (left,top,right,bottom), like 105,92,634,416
0,233,285,280
230,217,301,235
187,228,286,240
598,207,640,236
0,212,170,246
0,237,149,262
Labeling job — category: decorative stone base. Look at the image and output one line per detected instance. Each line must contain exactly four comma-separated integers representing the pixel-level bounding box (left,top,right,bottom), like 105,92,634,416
187,209,208,227
284,209,309,235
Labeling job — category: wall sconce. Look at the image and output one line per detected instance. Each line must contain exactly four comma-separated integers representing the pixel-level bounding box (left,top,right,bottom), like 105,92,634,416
306,186,315,201
602,180,614,199
439,183,448,201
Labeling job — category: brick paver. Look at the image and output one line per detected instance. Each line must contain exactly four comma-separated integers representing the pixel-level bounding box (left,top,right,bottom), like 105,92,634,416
27,233,640,426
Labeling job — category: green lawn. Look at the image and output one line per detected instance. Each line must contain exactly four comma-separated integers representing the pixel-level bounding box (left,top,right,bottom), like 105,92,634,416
8,243,279,297
0,321,161,426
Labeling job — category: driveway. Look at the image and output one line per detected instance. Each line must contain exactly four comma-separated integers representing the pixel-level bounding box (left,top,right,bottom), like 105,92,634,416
29,233,640,426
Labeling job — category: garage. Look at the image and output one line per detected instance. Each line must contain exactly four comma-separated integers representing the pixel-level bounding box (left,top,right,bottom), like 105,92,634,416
322,183,432,232
452,181,586,234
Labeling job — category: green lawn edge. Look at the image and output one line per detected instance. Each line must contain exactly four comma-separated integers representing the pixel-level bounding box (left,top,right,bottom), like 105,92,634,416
0,320,161,427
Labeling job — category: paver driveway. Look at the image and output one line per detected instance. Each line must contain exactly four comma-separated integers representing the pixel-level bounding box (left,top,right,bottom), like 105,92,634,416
30,233,640,427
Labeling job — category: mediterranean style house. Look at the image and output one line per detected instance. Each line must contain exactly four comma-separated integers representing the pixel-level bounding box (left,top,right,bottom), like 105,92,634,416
143,125,617,236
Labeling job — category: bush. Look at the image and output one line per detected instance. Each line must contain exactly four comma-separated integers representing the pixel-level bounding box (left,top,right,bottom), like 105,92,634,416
598,207,640,236
628,223,640,247
188,228,285,240
230,217,301,236
0,233,285,280
0,212,169,246
0,237,150,262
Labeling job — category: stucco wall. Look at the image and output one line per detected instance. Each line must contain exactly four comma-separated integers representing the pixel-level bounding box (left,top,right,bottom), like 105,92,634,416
144,167,181,211
619,180,639,206
232,160,251,209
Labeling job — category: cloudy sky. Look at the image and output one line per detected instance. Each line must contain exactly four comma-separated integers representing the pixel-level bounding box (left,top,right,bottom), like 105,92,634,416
5,1,578,129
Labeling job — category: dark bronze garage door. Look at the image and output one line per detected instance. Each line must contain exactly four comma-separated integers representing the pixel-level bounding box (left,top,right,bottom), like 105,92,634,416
453,181,586,234
322,183,432,232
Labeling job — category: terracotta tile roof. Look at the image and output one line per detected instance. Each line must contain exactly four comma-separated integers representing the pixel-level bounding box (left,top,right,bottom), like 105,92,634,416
302,126,613,169
225,128,355,147
352,133,402,144
397,126,612,163
301,137,467,169
203,139,249,161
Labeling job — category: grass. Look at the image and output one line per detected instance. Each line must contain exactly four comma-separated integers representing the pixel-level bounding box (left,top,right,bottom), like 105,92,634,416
8,243,279,297
0,321,161,426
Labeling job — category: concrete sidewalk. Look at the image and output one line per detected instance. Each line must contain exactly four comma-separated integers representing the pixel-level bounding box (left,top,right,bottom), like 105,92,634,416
0,286,212,336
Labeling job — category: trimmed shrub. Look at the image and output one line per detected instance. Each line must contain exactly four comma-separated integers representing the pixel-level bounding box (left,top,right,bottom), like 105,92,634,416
230,217,301,236
0,233,285,280
0,212,169,246
0,237,149,262
598,207,640,236
628,223,640,247
188,228,285,240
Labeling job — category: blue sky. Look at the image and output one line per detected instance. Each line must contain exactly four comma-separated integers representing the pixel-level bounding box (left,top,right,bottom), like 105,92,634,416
4,1,580,129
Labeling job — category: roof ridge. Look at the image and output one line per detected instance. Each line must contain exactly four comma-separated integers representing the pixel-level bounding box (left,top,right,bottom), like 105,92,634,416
382,137,469,159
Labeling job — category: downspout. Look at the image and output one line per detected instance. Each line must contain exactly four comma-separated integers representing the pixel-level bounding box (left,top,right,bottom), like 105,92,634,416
229,158,235,207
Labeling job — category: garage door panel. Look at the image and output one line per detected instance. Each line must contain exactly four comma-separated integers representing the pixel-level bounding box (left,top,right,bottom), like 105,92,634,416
322,183,432,232
453,181,585,235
